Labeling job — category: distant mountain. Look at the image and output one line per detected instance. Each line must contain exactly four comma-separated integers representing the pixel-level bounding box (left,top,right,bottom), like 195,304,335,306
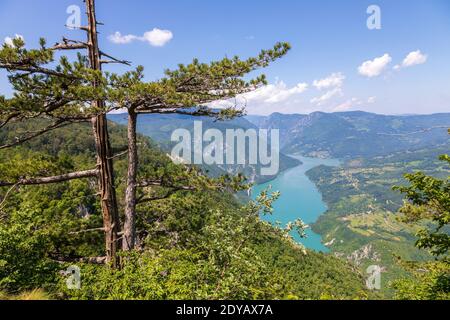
245,111,450,158
108,113,300,184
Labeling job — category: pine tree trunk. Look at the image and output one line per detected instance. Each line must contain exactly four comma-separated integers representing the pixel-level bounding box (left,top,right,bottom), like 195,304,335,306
86,0,121,267
123,110,138,251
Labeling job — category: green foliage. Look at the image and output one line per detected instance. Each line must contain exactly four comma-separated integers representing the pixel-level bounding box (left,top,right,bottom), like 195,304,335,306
0,210,58,292
389,150,450,300
392,260,450,300
394,155,450,258
0,178,103,293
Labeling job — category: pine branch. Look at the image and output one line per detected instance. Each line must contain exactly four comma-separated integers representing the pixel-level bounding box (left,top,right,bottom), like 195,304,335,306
0,62,80,80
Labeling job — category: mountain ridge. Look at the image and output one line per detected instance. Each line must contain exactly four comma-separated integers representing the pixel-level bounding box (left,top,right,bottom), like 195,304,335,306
245,111,450,158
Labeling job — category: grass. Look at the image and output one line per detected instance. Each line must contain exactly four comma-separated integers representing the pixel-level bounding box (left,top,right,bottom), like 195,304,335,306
0,289,51,300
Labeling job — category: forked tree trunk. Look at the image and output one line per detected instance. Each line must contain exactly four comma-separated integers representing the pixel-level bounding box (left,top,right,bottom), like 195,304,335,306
123,110,138,251
86,0,121,267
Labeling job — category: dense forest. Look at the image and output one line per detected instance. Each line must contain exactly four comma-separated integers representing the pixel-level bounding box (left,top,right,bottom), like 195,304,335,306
0,121,370,299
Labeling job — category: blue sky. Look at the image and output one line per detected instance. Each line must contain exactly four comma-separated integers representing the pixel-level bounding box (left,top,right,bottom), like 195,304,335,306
1,0,449,115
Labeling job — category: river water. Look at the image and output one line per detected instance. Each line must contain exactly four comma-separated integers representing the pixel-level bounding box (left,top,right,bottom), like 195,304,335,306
252,156,340,252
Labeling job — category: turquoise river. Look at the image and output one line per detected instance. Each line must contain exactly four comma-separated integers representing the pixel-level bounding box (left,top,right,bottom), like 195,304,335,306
252,156,340,252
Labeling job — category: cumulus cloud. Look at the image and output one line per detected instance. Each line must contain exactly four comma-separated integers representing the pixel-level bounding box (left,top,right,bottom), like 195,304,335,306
209,80,309,114
310,72,345,106
310,87,343,106
109,28,173,47
313,72,345,90
4,34,24,47
394,50,428,70
358,54,392,77
108,32,137,44
263,82,309,103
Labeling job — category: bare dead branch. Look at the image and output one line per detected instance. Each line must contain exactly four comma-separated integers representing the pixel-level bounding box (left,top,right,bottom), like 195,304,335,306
0,112,21,129
0,169,98,187
0,182,20,211
69,227,106,235
99,51,131,66
136,179,197,204
63,25,90,32
52,255,107,265
107,150,128,160
0,120,71,150
50,38,89,51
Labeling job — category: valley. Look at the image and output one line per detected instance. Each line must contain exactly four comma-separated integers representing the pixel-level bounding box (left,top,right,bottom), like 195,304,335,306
118,110,449,296
307,145,449,295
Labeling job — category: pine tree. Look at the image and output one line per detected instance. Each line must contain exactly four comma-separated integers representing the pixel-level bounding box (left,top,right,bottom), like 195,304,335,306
0,0,290,263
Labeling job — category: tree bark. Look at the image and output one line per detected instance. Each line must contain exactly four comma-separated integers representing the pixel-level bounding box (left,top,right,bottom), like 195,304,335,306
123,110,138,251
86,0,121,267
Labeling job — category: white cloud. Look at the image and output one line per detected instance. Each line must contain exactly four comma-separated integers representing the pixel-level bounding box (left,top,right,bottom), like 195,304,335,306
310,87,343,106
264,82,309,103
310,72,346,106
108,28,173,47
108,32,138,44
141,29,173,47
332,98,360,112
358,53,392,77
367,96,376,104
313,72,345,90
331,96,376,112
394,50,428,70
4,34,24,47
209,80,309,115
230,80,308,105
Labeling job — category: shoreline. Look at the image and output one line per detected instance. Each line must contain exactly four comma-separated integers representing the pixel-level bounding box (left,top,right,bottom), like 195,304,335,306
252,155,340,252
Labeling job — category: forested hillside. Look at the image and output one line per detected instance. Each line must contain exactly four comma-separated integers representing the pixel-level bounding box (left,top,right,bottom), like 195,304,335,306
0,121,370,299
108,113,300,184
246,112,450,158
